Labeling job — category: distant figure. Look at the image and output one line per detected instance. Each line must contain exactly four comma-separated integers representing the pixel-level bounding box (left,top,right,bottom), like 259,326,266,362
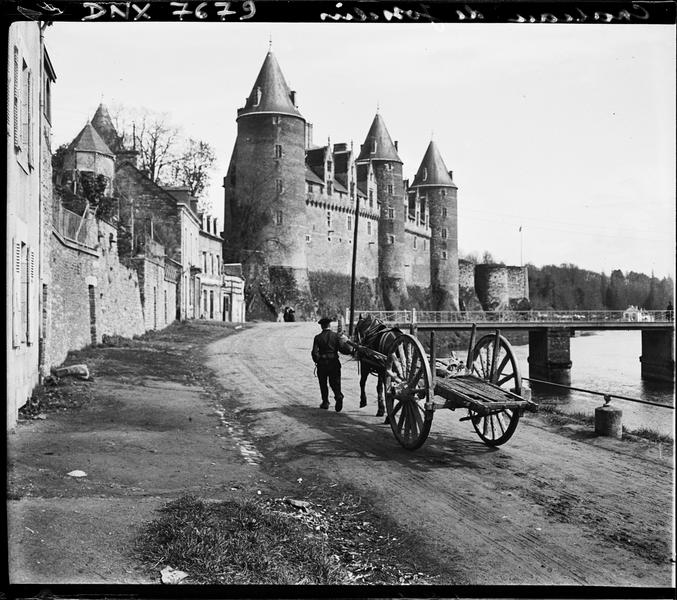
283,306,296,322
311,317,350,412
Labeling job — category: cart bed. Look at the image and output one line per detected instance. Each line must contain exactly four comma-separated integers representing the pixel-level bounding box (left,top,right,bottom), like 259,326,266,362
431,374,536,415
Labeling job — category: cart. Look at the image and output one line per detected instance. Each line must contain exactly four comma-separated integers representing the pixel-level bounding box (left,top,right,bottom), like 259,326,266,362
354,325,538,450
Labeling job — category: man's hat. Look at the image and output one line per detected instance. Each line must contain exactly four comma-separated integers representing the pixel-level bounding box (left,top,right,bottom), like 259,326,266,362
318,317,333,326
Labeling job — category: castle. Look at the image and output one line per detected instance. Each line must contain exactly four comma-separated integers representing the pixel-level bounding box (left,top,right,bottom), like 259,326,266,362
223,50,529,318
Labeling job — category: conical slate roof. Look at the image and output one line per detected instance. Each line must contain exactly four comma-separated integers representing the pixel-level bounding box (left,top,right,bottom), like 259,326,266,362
356,113,402,163
238,51,304,120
91,103,123,153
411,140,456,188
67,121,114,157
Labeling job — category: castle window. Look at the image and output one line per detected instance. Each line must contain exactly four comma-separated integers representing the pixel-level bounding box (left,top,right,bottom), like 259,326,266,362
367,221,372,236
326,211,332,229
387,184,393,195
327,181,333,196
305,234,311,244
371,141,377,153
347,215,352,230
387,234,395,245
423,239,427,250
274,144,282,159
350,182,355,199
413,237,417,249
441,228,448,239
387,207,394,219
327,160,332,172
441,189,446,197
276,179,283,193
369,190,374,207
276,211,283,225
442,207,448,218
422,167,428,181
254,86,262,106
273,115,280,125
307,182,312,193
442,251,448,260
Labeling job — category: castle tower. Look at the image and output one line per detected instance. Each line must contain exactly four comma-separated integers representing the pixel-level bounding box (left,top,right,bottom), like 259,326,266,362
410,140,459,311
356,113,408,310
61,121,115,194
224,50,309,300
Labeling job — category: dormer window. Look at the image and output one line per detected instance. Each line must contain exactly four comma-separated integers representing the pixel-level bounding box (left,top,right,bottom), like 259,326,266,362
422,167,428,181
327,181,333,196
254,86,262,107
371,141,377,154
327,160,332,173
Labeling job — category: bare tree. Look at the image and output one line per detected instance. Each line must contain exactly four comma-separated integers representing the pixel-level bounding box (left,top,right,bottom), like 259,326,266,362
110,104,216,199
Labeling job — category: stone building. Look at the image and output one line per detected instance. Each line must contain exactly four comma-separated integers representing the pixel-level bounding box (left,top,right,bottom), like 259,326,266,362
6,21,56,427
224,50,470,317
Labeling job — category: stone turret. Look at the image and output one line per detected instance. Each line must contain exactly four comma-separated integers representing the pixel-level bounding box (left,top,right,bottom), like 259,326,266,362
224,50,310,317
356,112,408,310
61,121,115,193
410,140,459,310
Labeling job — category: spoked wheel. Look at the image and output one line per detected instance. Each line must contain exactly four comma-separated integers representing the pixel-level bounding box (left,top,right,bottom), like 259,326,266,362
468,333,522,446
384,333,433,450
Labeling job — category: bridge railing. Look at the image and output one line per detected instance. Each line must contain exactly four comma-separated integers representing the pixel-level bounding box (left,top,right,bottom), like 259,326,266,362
350,309,675,325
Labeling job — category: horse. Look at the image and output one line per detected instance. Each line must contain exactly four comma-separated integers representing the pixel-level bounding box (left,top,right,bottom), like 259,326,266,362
352,314,407,418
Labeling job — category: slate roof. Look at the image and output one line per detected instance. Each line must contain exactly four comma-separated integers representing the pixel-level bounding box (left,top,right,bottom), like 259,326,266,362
305,167,324,186
238,51,304,120
91,103,124,153
356,113,402,163
411,141,457,189
67,122,114,157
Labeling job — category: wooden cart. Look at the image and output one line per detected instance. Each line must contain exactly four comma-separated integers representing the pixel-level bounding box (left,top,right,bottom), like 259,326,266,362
358,326,538,450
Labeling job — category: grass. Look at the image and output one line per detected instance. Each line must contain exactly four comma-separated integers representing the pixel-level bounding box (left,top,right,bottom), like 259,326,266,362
134,493,437,585
135,496,343,584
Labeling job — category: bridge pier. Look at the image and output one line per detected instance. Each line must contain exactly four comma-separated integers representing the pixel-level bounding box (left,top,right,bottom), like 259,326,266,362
640,329,675,383
528,328,572,385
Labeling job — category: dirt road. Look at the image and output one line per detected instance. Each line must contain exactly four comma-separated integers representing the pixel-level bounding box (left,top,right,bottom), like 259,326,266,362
206,322,674,586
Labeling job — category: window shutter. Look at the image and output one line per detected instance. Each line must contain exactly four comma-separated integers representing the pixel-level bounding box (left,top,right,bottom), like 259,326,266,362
13,47,20,148
12,239,21,347
27,70,33,166
27,246,34,343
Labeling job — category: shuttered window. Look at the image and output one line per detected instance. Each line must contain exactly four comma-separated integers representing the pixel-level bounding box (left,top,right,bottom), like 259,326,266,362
12,239,21,347
13,47,20,148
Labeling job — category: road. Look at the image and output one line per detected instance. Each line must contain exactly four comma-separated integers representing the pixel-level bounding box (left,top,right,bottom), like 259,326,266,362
206,322,674,586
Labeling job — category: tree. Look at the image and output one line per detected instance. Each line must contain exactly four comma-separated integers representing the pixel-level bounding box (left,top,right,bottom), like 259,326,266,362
110,104,216,199
170,138,217,203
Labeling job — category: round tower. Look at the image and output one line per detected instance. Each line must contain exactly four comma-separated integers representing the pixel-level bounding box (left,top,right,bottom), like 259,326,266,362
61,121,115,194
356,113,408,310
410,140,459,311
224,50,309,296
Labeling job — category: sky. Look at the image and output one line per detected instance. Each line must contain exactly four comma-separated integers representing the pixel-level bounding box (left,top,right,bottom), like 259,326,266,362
44,21,675,278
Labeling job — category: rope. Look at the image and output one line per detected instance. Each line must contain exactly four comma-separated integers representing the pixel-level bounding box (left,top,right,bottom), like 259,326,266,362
523,377,674,410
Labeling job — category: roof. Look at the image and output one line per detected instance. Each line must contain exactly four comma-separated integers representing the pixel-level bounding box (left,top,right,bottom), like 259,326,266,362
91,103,124,153
305,146,327,168
67,122,114,157
305,167,324,186
410,140,457,189
333,178,348,194
356,113,402,163
238,51,304,121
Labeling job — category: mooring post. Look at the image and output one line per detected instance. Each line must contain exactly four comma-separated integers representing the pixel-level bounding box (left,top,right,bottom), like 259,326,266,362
595,395,622,438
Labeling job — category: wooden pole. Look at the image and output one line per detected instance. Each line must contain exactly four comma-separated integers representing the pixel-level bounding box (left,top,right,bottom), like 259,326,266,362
466,323,477,371
348,192,361,337
490,329,501,383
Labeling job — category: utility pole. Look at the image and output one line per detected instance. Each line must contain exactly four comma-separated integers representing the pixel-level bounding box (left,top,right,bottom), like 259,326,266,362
348,193,361,336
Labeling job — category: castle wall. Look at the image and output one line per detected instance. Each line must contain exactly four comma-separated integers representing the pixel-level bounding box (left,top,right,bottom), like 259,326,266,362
474,264,509,311
305,195,379,278
507,266,529,303
403,229,431,287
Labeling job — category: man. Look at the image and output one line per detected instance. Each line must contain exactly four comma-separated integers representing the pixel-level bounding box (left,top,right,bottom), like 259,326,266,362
311,317,349,412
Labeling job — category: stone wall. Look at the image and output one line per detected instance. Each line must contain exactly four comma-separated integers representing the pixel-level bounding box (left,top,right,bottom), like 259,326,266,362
403,229,431,287
458,260,483,311
46,215,146,370
507,266,530,308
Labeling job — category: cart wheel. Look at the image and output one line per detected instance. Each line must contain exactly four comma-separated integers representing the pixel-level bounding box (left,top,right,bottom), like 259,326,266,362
468,333,522,446
384,333,433,450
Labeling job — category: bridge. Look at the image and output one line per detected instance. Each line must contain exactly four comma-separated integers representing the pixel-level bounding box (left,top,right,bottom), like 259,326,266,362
348,309,675,384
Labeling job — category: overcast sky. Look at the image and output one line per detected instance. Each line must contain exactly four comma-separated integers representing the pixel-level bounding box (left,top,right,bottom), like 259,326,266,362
45,22,675,278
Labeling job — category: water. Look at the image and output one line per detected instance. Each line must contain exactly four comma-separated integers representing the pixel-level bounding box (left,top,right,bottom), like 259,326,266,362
463,331,675,438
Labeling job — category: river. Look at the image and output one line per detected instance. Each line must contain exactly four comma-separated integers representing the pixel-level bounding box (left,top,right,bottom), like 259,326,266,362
506,331,675,437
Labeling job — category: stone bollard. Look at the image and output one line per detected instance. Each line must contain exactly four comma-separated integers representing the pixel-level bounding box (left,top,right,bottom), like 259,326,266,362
595,397,622,438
